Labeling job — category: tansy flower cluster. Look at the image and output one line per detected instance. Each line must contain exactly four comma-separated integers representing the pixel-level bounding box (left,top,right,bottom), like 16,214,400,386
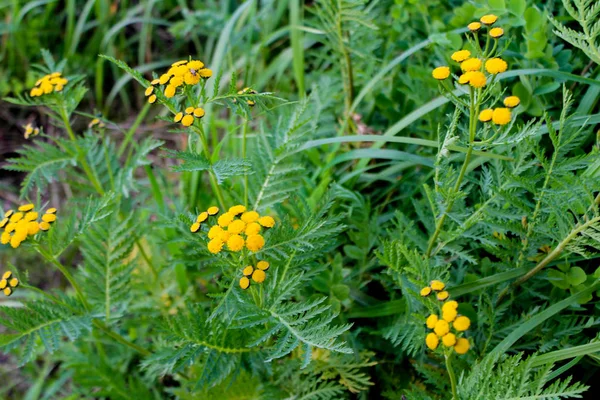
478,95,520,125
1,204,57,249
145,59,212,104
30,72,68,97
234,87,258,106
432,14,507,88
174,106,205,127
23,123,40,139
239,260,270,289
0,271,19,297
421,280,471,355
189,205,275,254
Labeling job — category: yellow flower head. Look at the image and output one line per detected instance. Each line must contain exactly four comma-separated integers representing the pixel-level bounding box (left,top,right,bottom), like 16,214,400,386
227,234,245,252
207,238,224,254
229,205,247,215
468,71,486,88
218,213,235,227
460,58,482,72
258,216,275,228
434,320,450,336
492,108,511,125
241,211,260,223
257,261,270,270
245,222,261,236
442,307,458,322
426,332,439,350
207,206,219,215
453,316,471,331
190,222,200,233
23,124,40,139
490,27,504,38
451,50,471,63
442,333,457,347
479,108,494,122
432,66,450,80
436,291,450,301
252,269,266,283
164,85,176,98
426,314,438,329
208,225,224,239
0,271,19,297
420,286,432,297
468,21,481,31
239,276,250,289
458,72,474,85
442,300,458,311
242,266,254,276
485,58,508,74
480,14,498,25
503,96,520,108
246,234,265,252
228,219,246,234
197,212,208,223
430,280,445,291
30,72,68,97
454,337,470,354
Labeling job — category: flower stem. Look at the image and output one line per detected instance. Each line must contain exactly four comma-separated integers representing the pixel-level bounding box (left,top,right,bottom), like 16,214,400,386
445,353,459,400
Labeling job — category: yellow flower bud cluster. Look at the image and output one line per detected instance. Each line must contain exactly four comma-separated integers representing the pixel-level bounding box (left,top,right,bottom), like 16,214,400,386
189,204,275,255
239,260,270,289
478,96,520,126
23,123,40,139
432,15,509,89
421,281,471,355
144,59,212,105
1,204,57,249
234,87,258,106
0,271,19,297
30,72,68,97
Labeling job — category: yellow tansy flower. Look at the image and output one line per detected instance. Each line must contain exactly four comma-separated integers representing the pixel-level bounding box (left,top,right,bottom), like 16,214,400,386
229,205,246,215
245,222,261,236
485,58,508,74
208,225,224,239
442,300,458,311
479,109,493,122
239,276,250,289
258,216,275,228
460,58,482,72
207,206,219,215
245,234,265,252
181,115,194,127
243,266,254,276
468,21,481,31
164,85,176,98
503,96,520,108
207,238,224,254
458,72,474,84
426,333,439,350
454,338,470,354
492,108,511,125
480,14,498,25
228,219,246,234
18,204,34,212
468,71,486,88
190,222,200,233
174,112,183,123
241,211,260,223
430,280,445,291
426,314,438,329
442,308,458,322
434,320,450,336
451,50,471,63
442,333,457,347
252,269,266,283
257,261,269,270
420,287,432,296
432,66,450,80
453,316,471,331
436,291,449,301
197,212,208,223
490,27,504,38
227,234,245,252
218,213,235,227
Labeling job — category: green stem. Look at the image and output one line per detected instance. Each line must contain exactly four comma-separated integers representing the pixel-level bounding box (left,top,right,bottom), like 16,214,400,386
242,120,249,207
196,125,226,209
118,101,151,157
92,320,150,356
445,353,458,400
425,88,478,258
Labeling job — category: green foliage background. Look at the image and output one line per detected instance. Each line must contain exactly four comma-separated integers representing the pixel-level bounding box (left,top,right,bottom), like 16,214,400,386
1,0,600,399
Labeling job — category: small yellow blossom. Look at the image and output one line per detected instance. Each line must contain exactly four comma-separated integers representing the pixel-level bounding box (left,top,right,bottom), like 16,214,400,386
257,261,269,270
492,108,511,125
434,320,450,336
503,96,520,108
485,58,508,74
164,85,176,98
239,276,250,289
451,50,471,63
490,27,504,38
208,225,224,239
245,222,261,236
241,211,260,223
454,338,470,354
148,95,157,104
460,58,482,72
468,71,486,88
243,266,254,276
426,333,439,350
227,234,245,252
258,216,275,228
480,14,498,25
207,238,224,254
1,271,19,297
229,205,247,215
197,212,208,223
458,72,474,85
190,222,200,233
442,333,457,347
46,208,57,214
23,124,40,139
245,234,265,252
436,291,449,301
432,66,450,80
479,109,493,122
228,219,246,234
426,314,438,329
430,280,445,291
42,214,57,223
181,115,194,127
468,22,481,31
207,206,219,215
442,300,458,311
174,112,183,123
420,287,432,296
30,72,68,97
442,308,458,322
453,316,471,331
18,204,34,212
39,221,51,231
218,213,235,227
252,269,266,283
